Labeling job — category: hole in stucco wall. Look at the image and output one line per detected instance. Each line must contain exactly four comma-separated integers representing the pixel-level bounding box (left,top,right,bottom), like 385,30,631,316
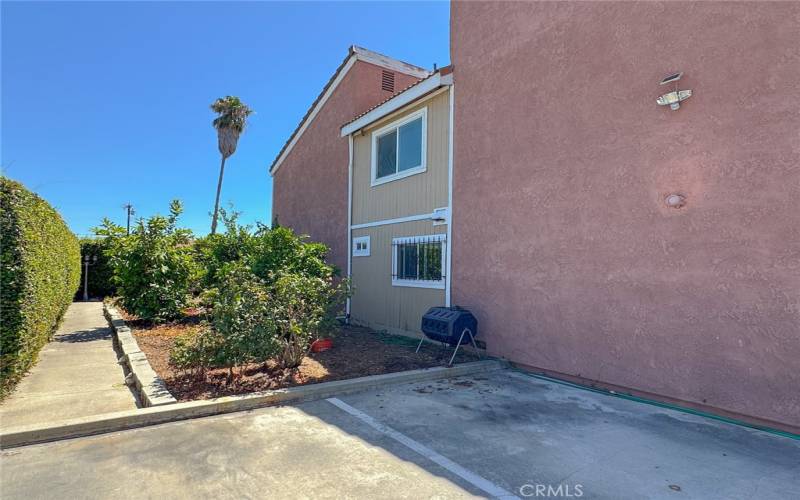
665,193,687,208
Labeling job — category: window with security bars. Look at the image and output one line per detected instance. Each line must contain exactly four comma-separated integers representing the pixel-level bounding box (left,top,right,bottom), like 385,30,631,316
392,235,446,289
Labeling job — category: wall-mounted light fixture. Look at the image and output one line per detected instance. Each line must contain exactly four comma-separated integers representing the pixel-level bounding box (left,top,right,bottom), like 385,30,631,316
431,207,449,226
657,72,692,110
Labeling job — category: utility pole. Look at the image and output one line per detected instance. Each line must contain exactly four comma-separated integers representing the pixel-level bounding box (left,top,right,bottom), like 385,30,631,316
123,203,135,235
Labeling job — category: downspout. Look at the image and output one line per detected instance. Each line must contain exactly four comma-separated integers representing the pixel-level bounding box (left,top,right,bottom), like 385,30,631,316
445,83,455,307
346,133,354,320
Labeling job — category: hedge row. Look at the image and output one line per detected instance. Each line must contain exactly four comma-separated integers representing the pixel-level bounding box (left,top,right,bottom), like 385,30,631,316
1,178,81,397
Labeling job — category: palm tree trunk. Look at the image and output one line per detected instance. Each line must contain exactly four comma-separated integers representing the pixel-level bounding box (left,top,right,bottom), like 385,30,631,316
210,155,227,235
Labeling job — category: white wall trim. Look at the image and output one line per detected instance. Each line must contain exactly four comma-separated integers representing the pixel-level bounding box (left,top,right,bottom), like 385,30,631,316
391,280,446,290
445,83,454,307
346,134,354,317
341,73,452,137
356,87,448,139
352,46,430,79
370,107,428,187
350,211,447,231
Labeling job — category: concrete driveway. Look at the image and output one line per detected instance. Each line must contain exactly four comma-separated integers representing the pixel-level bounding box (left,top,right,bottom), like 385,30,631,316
1,370,798,499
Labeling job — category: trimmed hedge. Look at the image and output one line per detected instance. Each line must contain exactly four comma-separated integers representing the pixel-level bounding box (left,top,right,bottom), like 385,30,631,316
1,178,81,397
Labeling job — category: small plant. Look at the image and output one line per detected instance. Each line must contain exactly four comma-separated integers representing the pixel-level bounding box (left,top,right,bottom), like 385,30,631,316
169,326,226,378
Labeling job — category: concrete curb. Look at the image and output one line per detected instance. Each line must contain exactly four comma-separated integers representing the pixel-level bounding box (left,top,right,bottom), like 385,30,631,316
0,360,507,449
102,303,178,408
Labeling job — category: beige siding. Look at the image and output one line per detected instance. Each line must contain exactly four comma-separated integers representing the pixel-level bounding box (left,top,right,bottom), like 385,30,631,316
351,89,450,225
350,221,446,335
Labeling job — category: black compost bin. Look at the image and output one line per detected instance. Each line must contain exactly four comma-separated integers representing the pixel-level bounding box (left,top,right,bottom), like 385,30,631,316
420,306,478,346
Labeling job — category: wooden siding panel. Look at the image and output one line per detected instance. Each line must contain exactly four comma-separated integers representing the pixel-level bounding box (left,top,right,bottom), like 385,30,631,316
352,90,450,225
350,221,446,335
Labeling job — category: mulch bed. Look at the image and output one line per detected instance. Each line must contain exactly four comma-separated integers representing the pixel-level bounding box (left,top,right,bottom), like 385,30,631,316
122,309,479,402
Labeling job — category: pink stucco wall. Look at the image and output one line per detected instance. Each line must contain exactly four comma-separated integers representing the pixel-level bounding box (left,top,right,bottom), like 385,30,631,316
272,61,419,273
451,2,800,430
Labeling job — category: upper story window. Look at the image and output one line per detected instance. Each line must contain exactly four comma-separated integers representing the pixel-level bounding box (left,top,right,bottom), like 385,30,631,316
371,107,427,186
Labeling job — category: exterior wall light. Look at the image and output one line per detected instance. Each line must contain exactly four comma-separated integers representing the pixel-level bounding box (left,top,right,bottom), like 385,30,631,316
657,72,692,110
431,207,449,226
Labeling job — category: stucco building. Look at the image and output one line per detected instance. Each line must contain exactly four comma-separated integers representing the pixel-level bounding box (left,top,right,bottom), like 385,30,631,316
270,2,799,433
450,1,799,432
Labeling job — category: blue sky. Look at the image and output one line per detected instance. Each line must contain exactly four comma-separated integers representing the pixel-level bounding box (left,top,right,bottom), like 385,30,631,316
1,1,450,236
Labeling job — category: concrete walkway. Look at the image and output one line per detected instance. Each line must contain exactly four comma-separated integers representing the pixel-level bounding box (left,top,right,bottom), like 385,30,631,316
0,302,136,428
2,370,797,499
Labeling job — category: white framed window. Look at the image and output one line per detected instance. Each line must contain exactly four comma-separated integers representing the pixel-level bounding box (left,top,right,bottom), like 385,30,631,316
352,236,370,257
391,234,445,289
371,107,427,186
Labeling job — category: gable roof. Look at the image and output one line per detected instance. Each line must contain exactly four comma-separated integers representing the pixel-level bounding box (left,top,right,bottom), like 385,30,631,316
268,46,430,175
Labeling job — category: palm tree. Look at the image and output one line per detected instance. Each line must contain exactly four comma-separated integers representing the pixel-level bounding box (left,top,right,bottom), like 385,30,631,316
210,96,253,235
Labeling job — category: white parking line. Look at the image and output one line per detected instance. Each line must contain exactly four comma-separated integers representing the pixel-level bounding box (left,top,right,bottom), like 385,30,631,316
326,397,521,500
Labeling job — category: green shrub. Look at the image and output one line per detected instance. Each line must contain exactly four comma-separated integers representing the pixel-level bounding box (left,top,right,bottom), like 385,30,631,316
169,326,226,375
193,208,255,289
270,272,349,368
246,226,348,367
171,266,348,375
73,238,116,300
250,226,336,283
0,178,80,397
204,263,280,371
98,200,196,322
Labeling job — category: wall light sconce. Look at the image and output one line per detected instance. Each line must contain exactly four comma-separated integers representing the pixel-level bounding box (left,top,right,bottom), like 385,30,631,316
431,207,449,226
656,72,692,110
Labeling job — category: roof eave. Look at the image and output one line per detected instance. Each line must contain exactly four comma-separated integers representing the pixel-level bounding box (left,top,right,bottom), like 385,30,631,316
340,72,452,137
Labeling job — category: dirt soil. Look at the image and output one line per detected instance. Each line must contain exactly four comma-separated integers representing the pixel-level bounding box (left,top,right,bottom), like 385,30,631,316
125,311,479,402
